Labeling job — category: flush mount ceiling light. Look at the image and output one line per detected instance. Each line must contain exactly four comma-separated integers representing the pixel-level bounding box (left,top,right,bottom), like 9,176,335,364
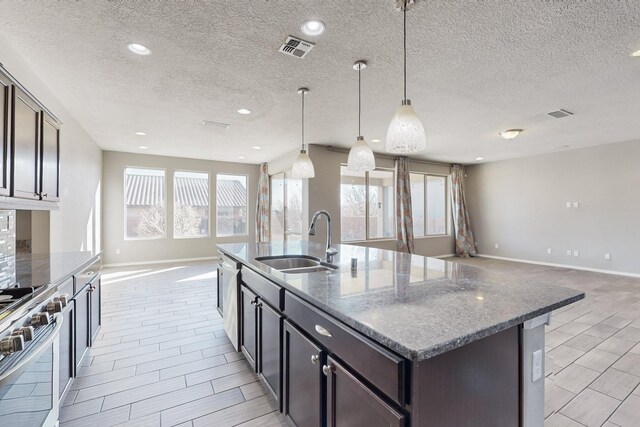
386,0,426,154
291,88,315,179
139,145,148,150
475,157,484,161
347,61,375,172
371,139,381,143
499,129,523,140
631,49,640,57
127,43,151,56
252,146,261,150
238,156,245,159
135,131,147,136
301,19,325,36
237,108,251,115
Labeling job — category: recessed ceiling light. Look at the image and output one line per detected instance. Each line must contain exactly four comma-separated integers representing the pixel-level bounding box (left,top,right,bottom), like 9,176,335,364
238,156,245,160
252,146,261,150
371,139,381,143
499,129,523,140
301,19,325,36
127,43,151,56
135,131,147,136
139,145,148,150
631,49,640,57
237,109,251,115
475,157,484,161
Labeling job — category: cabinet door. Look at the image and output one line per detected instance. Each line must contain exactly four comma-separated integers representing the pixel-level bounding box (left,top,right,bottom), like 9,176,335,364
74,284,90,369
326,356,405,427
11,87,39,200
240,284,258,371
0,71,11,196
258,299,282,406
40,113,60,201
89,277,101,344
283,320,324,427
216,267,224,316
59,299,75,398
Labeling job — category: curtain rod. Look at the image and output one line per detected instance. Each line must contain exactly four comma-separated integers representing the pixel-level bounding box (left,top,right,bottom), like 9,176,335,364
0,62,63,125
325,145,451,168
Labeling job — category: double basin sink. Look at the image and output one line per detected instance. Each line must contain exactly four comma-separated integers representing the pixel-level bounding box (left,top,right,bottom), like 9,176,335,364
256,255,338,274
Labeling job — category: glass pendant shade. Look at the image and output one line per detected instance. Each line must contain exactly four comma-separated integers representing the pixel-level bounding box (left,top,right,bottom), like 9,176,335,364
291,150,315,178
385,101,426,154
347,137,375,171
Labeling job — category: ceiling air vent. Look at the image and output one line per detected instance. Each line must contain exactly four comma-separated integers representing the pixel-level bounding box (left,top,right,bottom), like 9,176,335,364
547,109,574,119
279,36,315,59
202,120,230,129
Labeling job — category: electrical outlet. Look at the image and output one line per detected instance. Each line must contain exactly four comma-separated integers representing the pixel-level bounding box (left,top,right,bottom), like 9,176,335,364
566,202,572,208
604,253,611,260
547,248,552,254
494,243,499,249
532,349,542,382
573,250,579,257
115,248,121,255
573,201,580,208
566,250,572,256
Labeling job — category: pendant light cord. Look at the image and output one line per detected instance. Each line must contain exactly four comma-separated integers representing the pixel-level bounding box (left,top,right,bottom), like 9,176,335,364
358,66,361,136
403,0,407,102
301,91,305,151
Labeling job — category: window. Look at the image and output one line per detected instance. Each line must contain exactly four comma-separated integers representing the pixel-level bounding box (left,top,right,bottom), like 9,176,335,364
216,174,248,237
125,167,166,239
341,166,394,241
174,171,209,238
410,173,448,237
270,172,303,241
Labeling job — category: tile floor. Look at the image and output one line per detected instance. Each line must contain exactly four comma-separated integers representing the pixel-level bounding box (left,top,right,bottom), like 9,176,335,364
59,258,640,427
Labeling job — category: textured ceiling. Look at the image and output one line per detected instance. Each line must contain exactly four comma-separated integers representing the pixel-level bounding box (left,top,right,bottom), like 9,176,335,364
1,0,639,165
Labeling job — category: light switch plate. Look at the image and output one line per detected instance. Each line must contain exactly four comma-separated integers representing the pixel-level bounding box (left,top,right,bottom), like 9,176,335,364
566,250,572,256
573,250,579,257
547,248,552,254
566,202,572,208
604,253,611,260
532,349,542,382
572,201,580,208
494,243,499,249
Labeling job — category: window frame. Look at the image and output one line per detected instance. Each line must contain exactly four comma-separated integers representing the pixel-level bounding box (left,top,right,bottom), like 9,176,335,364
340,165,396,243
173,169,211,240
410,172,450,238
123,166,168,241
215,173,249,238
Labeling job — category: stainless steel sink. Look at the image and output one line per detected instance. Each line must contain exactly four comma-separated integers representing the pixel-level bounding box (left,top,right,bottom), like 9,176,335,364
255,255,338,274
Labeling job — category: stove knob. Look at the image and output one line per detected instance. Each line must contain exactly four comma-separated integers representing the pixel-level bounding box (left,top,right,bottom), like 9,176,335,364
0,335,24,355
31,312,51,327
46,300,63,314
54,294,68,308
11,326,35,342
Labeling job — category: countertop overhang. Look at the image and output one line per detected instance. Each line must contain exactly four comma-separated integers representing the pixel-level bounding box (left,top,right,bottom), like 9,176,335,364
217,242,584,361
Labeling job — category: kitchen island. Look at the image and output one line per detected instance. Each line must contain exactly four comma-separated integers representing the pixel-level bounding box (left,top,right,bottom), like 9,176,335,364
217,242,584,427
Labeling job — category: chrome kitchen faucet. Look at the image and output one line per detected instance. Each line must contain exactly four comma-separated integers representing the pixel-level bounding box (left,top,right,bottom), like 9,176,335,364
308,210,338,256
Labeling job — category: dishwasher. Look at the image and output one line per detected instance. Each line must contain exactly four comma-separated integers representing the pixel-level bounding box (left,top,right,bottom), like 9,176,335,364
217,253,240,351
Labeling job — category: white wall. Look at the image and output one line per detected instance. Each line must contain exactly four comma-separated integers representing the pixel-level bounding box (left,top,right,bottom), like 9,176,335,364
0,34,102,254
102,151,260,266
465,139,640,275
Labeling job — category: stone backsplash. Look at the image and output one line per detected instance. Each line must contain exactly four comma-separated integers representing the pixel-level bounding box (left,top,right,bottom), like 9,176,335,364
0,210,16,289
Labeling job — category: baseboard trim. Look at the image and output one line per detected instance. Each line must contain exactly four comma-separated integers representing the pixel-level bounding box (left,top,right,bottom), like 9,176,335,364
476,254,640,278
103,256,217,268
433,254,455,259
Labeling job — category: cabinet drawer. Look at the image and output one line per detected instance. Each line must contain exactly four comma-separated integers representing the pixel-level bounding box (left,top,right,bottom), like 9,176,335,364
241,268,283,311
285,292,406,406
73,258,101,294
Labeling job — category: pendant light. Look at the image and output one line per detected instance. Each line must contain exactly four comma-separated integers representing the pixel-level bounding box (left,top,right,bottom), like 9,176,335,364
347,60,376,172
291,87,315,178
386,0,426,154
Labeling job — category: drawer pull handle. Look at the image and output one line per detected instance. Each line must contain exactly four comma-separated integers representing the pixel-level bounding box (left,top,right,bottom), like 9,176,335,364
315,325,332,337
322,364,334,376
311,354,319,364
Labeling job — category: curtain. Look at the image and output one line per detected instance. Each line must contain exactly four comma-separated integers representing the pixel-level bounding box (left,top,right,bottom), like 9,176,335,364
255,163,270,243
450,164,477,257
395,157,414,253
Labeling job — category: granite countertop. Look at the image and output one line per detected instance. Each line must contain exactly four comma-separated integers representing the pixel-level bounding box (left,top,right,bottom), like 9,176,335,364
217,242,584,362
16,251,101,288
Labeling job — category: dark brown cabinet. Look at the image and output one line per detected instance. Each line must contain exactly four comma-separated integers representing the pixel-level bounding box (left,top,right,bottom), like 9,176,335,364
0,70,11,196
59,298,75,398
326,356,405,427
40,113,60,202
11,87,40,200
283,320,325,427
257,299,283,407
240,284,258,370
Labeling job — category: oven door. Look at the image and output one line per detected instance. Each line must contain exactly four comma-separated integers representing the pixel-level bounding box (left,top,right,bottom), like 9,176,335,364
0,314,62,427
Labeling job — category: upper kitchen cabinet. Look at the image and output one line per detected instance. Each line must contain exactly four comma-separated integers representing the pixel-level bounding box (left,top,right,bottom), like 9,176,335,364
40,113,60,202
0,70,11,196
11,86,40,200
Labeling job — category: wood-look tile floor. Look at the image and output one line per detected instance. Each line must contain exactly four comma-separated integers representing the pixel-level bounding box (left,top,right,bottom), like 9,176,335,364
59,262,287,427
60,258,640,427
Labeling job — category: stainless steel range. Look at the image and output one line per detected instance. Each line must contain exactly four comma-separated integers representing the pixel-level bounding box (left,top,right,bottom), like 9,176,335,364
0,285,67,427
